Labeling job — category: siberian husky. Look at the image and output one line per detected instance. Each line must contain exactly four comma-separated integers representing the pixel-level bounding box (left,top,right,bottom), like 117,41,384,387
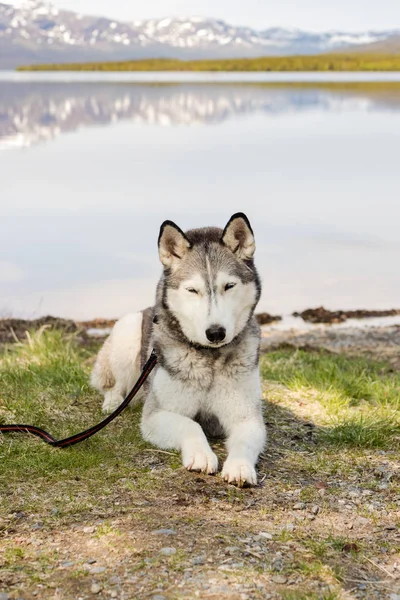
91,213,266,486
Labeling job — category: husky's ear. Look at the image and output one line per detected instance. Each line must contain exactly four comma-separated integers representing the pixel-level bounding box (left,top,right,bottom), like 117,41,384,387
158,220,191,269
221,213,255,260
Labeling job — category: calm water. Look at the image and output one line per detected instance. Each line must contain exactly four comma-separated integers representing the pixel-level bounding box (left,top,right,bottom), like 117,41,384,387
1,73,400,320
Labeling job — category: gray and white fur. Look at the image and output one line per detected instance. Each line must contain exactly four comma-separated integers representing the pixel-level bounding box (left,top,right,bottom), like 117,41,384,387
91,213,267,486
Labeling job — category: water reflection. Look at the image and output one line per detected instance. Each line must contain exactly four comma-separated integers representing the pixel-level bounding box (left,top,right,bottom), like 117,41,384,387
1,82,400,148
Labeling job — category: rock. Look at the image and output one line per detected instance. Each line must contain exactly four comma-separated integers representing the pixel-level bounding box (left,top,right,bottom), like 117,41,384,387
385,524,398,530
90,584,102,594
159,547,176,556
87,558,97,564
192,555,206,565
60,561,75,568
258,531,273,540
311,505,320,515
152,528,176,536
83,526,96,534
354,516,369,527
256,312,282,325
109,576,121,585
110,592,118,599
90,566,106,574
271,574,288,584
0,594,10,600
152,596,166,600
389,595,400,600
293,502,305,510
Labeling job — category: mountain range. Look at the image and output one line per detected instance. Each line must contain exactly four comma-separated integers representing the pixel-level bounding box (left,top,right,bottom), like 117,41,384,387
1,0,400,69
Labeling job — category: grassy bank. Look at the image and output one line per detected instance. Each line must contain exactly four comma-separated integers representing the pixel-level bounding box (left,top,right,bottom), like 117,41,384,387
17,53,400,72
1,329,399,599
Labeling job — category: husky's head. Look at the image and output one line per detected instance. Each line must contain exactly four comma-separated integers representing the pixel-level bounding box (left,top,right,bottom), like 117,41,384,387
157,213,261,348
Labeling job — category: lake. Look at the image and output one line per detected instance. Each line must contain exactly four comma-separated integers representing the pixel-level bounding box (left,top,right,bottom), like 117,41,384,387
1,72,400,321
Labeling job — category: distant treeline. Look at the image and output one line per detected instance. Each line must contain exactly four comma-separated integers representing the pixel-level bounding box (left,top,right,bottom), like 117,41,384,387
17,53,400,72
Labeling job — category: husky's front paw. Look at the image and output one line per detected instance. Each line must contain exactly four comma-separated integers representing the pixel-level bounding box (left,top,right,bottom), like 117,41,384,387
182,445,219,474
222,458,257,487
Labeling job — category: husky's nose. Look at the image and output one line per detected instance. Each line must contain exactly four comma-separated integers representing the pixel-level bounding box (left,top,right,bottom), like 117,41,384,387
206,325,226,344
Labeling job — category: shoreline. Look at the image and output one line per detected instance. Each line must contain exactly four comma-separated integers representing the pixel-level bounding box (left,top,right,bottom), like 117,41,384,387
1,313,399,369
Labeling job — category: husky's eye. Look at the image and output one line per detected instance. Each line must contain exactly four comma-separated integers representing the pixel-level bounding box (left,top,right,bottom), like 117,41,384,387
225,283,236,291
186,288,199,294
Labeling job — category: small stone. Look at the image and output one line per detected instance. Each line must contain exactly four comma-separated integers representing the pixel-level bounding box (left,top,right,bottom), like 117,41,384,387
293,502,305,510
152,529,176,536
354,516,369,527
90,584,102,594
389,594,400,600
258,531,273,540
152,596,166,600
0,594,10,600
192,555,205,565
225,546,239,554
159,547,176,556
51,508,59,516
90,566,106,574
271,574,288,584
311,505,320,515
110,592,118,599
60,561,75,568
87,558,97,564
385,524,398,531
348,490,360,498
109,576,121,585
83,526,96,534
31,523,43,530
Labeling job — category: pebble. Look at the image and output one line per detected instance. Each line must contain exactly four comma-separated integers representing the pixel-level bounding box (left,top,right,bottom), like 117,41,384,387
258,531,273,540
153,529,176,536
159,547,176,556
60,561,75,568
225,546,239,554
110,592,118,599
90,566,106,574
152,596,166,600
83,526,96,534
293,502,305,510
271,574,288,584
87,558,97,564
0,594,10,600
311,505,320,515
192,555,206,565
389,595,400,600
109,576,121,585
90,584,102,594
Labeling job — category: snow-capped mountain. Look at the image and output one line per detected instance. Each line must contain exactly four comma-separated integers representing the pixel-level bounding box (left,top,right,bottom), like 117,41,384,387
1,0,399,69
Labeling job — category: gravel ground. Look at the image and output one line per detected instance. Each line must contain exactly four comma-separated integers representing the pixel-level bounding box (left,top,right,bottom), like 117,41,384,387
261,324,400,370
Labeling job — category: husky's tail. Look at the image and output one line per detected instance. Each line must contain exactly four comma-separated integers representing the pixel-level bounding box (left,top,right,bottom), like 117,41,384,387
90,336,116,392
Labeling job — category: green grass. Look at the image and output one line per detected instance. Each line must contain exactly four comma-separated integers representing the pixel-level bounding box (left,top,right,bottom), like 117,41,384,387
1,330,399,598
0,329,155,512
261,349,400,448
17,53,400,72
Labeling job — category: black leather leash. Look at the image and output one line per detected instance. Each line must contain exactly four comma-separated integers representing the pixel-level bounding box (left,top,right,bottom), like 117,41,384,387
0,350,157,448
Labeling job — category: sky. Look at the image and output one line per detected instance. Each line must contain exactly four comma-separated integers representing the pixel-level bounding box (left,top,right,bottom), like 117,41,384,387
13,0,400,32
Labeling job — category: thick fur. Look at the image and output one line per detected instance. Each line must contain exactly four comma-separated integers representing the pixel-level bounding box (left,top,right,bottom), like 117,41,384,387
91,213,267,486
